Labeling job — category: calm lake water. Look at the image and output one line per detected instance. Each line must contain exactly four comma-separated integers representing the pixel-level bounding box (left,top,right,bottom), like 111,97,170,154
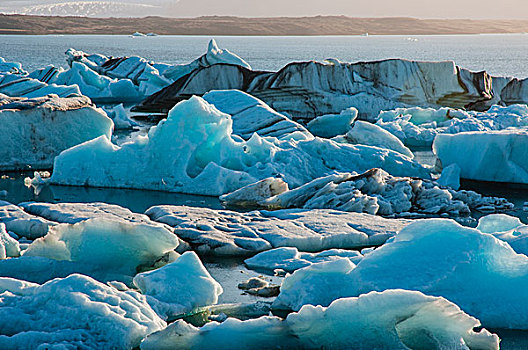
2,33,528,77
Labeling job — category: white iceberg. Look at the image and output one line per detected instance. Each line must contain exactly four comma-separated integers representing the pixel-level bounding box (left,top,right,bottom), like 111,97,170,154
221,168,513,216
141,289,498,350
0,274,165,349
49,96,429,196
0,94,113,170
244,247,363,273
274,218,528,329
433,129,528,184
146,205,410,256
133,251,223,319
376,104,528,147
338,120,414,158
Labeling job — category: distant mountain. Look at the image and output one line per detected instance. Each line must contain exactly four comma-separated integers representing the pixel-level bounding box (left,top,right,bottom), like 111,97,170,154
19,2,159,18
1,14,528,35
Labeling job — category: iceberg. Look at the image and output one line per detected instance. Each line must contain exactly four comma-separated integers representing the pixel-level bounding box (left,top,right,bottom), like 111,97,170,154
306,107,357,138
203,90,312,140
0,57,27,75
433,129,528,184
244,247,363,273
477,214,528,255
57,40,251,101
0,274,165,349
375,104,528,147
0,94,113,170
133,251,223,319
48,96,429,196
146,205,411,256
0,201,54,240
0,72,81,98
136,57,502,122
22,217,180,281
140,289,499,350
274,219,528,329
221,168,513,216
338,120,414,158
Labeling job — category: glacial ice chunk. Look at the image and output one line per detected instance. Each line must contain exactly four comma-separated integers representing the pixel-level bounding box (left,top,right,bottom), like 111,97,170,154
306,107,357,138
0,274,165,349
133,251,223,319
140,289,498,350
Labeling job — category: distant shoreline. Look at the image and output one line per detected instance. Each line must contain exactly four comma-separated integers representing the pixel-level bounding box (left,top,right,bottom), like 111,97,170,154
1,14,528,36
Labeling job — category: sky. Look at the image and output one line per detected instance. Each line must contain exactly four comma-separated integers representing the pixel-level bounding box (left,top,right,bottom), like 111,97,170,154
1,0,528,19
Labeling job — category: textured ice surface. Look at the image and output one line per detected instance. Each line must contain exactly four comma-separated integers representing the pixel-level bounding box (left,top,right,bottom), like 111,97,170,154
0,274,165,349
221,168,513,216
133,251,223,319
0,94,113,170
0,223,20,259
146,205,410,256
434,129,528,184
376,104,528,147
274,219,528,329
49,96,428,196
0,201,54,239
203,90,311,140
0,72,81,98
141,289,498,350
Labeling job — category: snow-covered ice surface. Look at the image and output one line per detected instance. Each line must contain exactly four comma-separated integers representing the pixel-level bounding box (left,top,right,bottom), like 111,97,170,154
274,219,528,329
434,129,528,184
337,120,414,158
0,200,55,239
133,251,223,319
146,205,411,256
48,96,429,196
0,94,113,170
221,168,513,217
244,247,363,273
0,274,166,349
375,104,528,147
141,289,499,350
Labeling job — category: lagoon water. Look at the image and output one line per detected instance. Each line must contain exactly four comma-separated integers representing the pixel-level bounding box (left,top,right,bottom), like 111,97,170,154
2,33,528,77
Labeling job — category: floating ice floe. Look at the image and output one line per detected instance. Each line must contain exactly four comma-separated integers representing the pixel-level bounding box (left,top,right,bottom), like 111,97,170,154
0,94,113,170
48,96,428,196
434,129,528,184
140,289,499,350
136,54,526,122
203,90,312,140
273,218,528,329
133,251,223,319
146,205,410,256
0,57,27,75
244,247,363,273
0,274,165,349
306,107,357,138
375,104,528,147
221,168,513,216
